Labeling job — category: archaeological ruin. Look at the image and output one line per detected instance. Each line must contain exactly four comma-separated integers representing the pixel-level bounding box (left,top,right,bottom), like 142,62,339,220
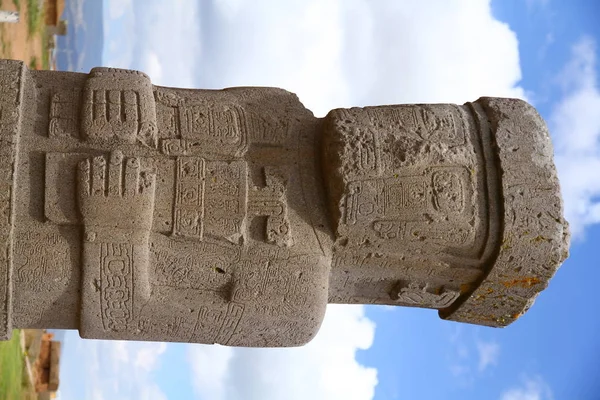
0,60,569,347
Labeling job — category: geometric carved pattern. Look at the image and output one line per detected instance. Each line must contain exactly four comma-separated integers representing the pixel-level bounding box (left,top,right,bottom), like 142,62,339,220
173,157,247,243
159,105,248,157
172,159,291,247
343,166,471,226
49,89,81,138
173,157,205,238
366,106,464,147
192,302,245,345
248,167,291,247
81,67,158,148
100,243,134,332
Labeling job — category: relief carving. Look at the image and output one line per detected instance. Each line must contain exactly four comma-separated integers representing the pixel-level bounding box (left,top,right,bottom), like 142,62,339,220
172,157,247,243
156,91,248,157
248,167,291,247
339,166,474,251
0,60,569,346
151,238,237,293
78,151,155,337
14,232,70,292
99,243,134,332
81,67,158,147
49,89,81,138
390,281,460,309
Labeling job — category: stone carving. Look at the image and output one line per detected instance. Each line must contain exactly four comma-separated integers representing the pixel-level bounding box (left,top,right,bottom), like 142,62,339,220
390,281,460,309
248,167,291,247
81,68,158,147
0,60,570,347
49,89,81,138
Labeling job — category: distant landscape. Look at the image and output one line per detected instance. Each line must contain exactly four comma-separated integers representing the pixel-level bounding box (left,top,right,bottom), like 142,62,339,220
55,0,103,72
0,0,46,68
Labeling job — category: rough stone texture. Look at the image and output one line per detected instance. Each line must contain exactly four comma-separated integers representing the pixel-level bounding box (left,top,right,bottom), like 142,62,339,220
0,60,569,347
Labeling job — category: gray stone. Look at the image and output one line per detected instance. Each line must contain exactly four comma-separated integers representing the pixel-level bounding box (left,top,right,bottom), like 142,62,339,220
0,60,569,347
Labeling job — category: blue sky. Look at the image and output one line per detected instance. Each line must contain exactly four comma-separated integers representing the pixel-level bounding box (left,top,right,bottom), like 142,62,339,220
52,0,600,399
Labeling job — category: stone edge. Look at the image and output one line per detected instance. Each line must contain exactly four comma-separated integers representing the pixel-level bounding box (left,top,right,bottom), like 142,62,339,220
0,60,25,340
440,97,570,327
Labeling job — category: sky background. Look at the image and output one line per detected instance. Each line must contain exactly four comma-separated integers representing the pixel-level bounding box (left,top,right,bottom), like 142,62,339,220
52,0,600,399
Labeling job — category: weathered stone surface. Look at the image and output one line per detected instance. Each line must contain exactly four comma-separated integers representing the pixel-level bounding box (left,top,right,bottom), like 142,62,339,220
0,60,569,346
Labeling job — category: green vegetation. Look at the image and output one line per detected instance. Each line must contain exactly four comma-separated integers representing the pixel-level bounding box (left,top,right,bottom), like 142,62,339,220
28,55,37,69
0,35,10,56
26,0,43,38
41,37,49,69
0,330,25,400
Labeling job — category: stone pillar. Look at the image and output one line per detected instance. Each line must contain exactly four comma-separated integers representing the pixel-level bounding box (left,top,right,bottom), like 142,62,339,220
0,60,569,347
323,101,569,327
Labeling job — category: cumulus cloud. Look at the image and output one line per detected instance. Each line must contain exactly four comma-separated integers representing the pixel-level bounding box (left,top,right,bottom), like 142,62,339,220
58,332,168,400
500,376,554,400
188,344,234,400
107,0,133,20
188,305,377,400
476,341,500,372
143,52,164,85
194,0,525,116
103,0,201,88
550,36,600,238
103,0,526,114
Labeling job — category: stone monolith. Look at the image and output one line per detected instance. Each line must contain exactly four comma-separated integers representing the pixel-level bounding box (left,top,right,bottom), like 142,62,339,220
0,60,569,347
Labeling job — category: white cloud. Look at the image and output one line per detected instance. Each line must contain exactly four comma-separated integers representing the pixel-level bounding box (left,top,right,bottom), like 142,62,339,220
104,0,525,114
188,305,377,400
143,52,164,85
135,342,167,372
476,341,500,372
108,0,133,19
551,36,600,238
67,0,86,29
500,376,554,400
103,0,201,88
188,344,235,400
195,0,525,116
58,333,168,400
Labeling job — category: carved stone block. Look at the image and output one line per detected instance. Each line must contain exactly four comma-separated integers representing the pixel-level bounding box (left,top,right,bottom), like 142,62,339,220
0,60,569,346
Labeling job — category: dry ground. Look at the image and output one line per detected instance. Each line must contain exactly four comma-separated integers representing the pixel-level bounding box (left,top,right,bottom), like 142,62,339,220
0,0,47,69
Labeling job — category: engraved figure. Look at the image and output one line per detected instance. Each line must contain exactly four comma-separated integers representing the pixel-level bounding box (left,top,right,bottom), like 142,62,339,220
78,151,156,337
81,68,158,147
390,281,460,309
